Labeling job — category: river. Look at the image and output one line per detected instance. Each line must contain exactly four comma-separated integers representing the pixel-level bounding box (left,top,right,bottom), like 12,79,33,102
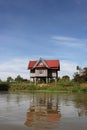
0,92,87,130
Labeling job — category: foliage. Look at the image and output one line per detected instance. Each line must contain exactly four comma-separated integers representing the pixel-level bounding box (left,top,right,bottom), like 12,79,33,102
0,79,2,81
0,82,10,91
7,77,14,82
8,80,86,93
73,73,80,82
73,67,87,83
15,75,24,82
49,78,55,83
76,66,81,70
14,75,29,82
62,75,70,81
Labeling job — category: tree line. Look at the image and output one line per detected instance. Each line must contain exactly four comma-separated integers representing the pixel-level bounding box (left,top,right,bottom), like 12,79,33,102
0,75,30,83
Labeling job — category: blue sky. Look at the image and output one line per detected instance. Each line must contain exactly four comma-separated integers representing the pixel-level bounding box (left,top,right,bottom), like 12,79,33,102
0,0,87,80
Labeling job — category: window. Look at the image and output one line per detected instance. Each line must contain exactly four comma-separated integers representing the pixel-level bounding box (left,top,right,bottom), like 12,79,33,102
31,69,35,73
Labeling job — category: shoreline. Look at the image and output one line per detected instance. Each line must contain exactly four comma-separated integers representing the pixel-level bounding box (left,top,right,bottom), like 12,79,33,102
0,82,87,93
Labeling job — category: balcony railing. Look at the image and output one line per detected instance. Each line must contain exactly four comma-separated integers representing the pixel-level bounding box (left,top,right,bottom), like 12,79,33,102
30,72,47,77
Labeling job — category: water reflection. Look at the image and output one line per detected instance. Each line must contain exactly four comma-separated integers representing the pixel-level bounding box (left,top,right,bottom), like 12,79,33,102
25,93,61,129
74,93,87,116
0,92,87,130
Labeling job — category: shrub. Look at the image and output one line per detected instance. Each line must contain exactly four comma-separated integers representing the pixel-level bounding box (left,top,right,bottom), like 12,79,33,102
0,82,10,91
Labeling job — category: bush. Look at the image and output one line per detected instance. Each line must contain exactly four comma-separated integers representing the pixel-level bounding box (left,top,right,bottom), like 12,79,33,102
0,82,10,91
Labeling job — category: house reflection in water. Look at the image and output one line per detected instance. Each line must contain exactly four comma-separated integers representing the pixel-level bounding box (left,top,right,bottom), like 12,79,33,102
25,93,61,129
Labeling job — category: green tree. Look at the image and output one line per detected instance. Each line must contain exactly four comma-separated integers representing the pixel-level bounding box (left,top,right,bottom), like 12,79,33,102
73,67,87,82
76,66,81,71
7,77,14,82
15,75,24,82
82,67,87,81
73,72,80,82
62,75,70,81
0,79,2,82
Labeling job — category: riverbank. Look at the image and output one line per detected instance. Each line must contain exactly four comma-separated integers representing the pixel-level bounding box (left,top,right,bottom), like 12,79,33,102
0,82,87,92
9,82,87,92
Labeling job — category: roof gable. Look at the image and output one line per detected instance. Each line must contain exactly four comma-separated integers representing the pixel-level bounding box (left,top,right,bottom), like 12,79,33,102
33,58,49,68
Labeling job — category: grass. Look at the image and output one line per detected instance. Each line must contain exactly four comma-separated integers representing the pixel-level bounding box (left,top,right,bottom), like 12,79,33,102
8,81,87,93
0,81,87,92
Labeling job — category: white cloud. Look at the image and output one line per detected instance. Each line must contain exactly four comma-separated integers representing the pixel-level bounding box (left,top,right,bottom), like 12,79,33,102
0,71,30,81
0,58,30,81
52,36,77,42
52,36,87,48
59,60,77,79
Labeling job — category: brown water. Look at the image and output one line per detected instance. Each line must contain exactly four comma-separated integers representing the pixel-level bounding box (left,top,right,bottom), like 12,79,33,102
0,92,87,130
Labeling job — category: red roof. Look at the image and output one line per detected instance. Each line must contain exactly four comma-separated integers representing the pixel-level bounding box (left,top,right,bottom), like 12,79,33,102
28,61,37,69
28,59,60,70
45,60,59,69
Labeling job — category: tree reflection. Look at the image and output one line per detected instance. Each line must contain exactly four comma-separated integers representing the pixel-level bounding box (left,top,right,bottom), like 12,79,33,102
25,93,61,129
74,93,87,116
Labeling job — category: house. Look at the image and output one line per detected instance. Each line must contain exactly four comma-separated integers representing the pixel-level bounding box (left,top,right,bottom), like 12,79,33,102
28,58,60,84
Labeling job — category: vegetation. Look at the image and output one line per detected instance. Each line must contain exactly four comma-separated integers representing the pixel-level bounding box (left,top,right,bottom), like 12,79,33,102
8,82,87,92
73,66,87,82
0,82,10,91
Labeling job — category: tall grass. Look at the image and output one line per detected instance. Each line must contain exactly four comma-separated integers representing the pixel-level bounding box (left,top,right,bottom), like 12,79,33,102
8,81,87,92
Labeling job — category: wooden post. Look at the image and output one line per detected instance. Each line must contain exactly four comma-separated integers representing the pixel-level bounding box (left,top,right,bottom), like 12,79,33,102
55,78,57,84
33,78,34,83
35,77,37,85
49,78,50,83
30,77,31,82
46,77,48,84
46,77,49,83
55,71,58,85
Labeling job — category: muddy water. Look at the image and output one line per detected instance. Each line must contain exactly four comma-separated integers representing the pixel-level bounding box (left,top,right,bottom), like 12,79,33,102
0,92,87,130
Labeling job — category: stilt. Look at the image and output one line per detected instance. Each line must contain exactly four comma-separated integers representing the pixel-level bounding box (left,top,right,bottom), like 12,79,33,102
35,77,37,85
55,78,57,84
46,77,48,84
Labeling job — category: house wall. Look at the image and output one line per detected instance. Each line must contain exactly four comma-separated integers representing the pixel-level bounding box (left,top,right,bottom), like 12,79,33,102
30,68,48,77
30,68,58,78
35,69,48,77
